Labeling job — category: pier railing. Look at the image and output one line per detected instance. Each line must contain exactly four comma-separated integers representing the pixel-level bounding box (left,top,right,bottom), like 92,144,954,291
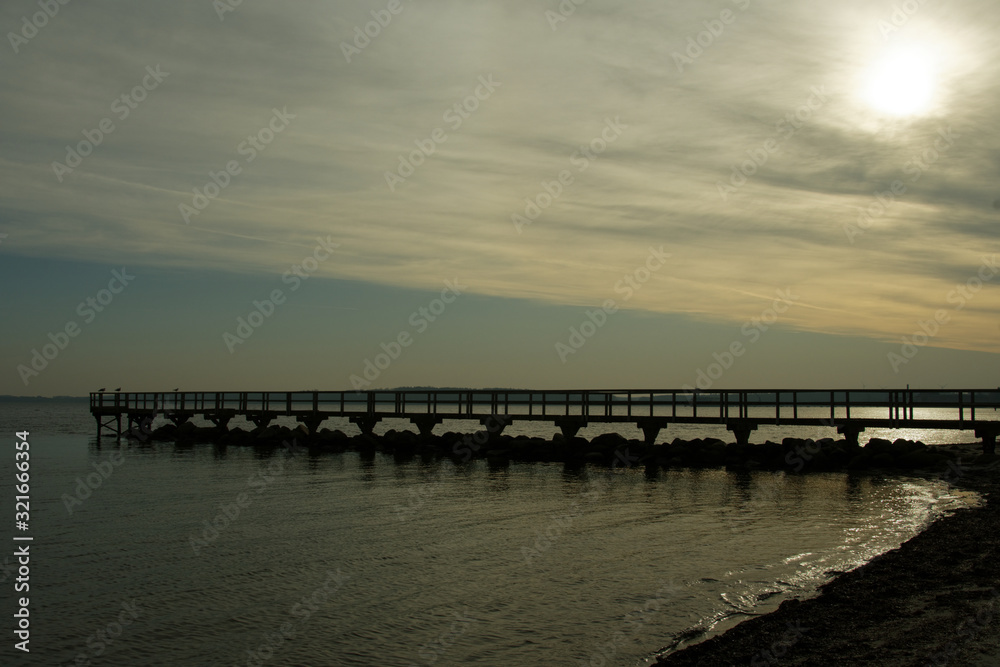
90,388,1000,425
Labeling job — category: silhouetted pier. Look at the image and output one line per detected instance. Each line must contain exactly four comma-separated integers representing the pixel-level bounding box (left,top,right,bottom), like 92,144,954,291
89,389,1000,452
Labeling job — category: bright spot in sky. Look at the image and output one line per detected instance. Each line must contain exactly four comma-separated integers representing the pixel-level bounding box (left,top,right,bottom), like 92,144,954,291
862,46,936,117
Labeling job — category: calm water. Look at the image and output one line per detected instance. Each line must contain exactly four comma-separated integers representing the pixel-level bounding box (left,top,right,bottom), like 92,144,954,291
0,402,978,666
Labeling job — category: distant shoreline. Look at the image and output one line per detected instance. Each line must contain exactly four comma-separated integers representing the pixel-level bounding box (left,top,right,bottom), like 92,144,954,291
0,395,88,402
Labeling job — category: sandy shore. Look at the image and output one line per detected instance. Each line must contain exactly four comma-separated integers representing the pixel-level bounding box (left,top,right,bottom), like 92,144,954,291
653,443,1000,666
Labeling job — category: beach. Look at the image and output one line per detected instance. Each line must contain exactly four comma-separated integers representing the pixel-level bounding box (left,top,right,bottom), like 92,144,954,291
655,443,1000,666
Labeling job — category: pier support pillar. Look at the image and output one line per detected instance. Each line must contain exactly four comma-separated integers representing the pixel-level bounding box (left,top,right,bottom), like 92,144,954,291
96,414,122,440
298,415,325,435
636,418,669,445
125,413,157,440
478,414,511,444
207,412,232,430
350,416,381,437
553,418,587,440
410,416,443,437
249,413,273,429
837,423,865,448
727,421,758,446
167,412,192,426
975,426,999,456
126,413,144,434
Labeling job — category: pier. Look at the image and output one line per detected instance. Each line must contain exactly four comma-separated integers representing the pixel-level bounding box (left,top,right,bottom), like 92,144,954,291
89,388,1000,453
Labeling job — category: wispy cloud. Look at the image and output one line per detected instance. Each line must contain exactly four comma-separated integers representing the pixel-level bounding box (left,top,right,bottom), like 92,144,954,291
2,0,999,357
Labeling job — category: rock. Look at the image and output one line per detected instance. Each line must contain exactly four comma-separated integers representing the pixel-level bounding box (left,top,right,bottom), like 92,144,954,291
590,432,628,450
865,438,893,452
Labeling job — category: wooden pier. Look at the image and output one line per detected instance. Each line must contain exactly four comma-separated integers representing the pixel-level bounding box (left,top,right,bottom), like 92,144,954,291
89,389,1000,452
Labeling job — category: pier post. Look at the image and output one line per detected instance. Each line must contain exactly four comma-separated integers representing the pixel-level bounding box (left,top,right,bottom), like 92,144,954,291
207,412,232,430
837,423,865,448
167,412,191,426
249,413,273,429
298,415,325,435
410,416,443,437
553,417,587,440
727,421,757,446
636,418,668,445
975,426,999,456
349,415,381,437
479,415,510,444
96,414,122,440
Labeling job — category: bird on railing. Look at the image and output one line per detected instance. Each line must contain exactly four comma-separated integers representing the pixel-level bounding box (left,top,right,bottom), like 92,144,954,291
173,388,179,392
97,387,106,392
114,387,121,392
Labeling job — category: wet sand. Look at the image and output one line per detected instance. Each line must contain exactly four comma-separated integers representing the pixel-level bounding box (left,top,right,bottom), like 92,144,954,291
654,444,1000,667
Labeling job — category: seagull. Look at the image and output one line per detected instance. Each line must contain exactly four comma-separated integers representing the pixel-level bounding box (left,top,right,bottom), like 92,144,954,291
98,387,106,392
114,387,121,392
173,388,179,392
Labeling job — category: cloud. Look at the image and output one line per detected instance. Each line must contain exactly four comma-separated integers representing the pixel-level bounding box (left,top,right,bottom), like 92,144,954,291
2,0,999,358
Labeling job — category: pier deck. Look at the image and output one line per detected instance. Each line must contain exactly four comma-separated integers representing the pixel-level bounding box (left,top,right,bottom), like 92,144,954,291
90,389,1000,452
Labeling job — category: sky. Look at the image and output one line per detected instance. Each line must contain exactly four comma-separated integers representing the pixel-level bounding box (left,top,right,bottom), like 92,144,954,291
1,0,999,396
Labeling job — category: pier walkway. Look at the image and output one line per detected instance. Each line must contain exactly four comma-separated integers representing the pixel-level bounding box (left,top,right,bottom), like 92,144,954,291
89,389,1000,453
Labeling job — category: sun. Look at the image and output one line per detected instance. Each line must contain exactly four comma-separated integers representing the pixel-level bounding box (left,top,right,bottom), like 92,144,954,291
861,46,937,117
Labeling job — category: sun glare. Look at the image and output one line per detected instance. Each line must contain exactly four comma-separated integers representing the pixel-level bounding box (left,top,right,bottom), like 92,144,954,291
862,46,937,117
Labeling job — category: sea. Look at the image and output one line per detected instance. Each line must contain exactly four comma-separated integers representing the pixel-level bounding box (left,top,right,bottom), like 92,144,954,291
0,400,983,667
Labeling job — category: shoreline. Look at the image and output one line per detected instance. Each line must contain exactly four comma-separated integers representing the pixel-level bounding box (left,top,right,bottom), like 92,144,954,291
652,444,1000,666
